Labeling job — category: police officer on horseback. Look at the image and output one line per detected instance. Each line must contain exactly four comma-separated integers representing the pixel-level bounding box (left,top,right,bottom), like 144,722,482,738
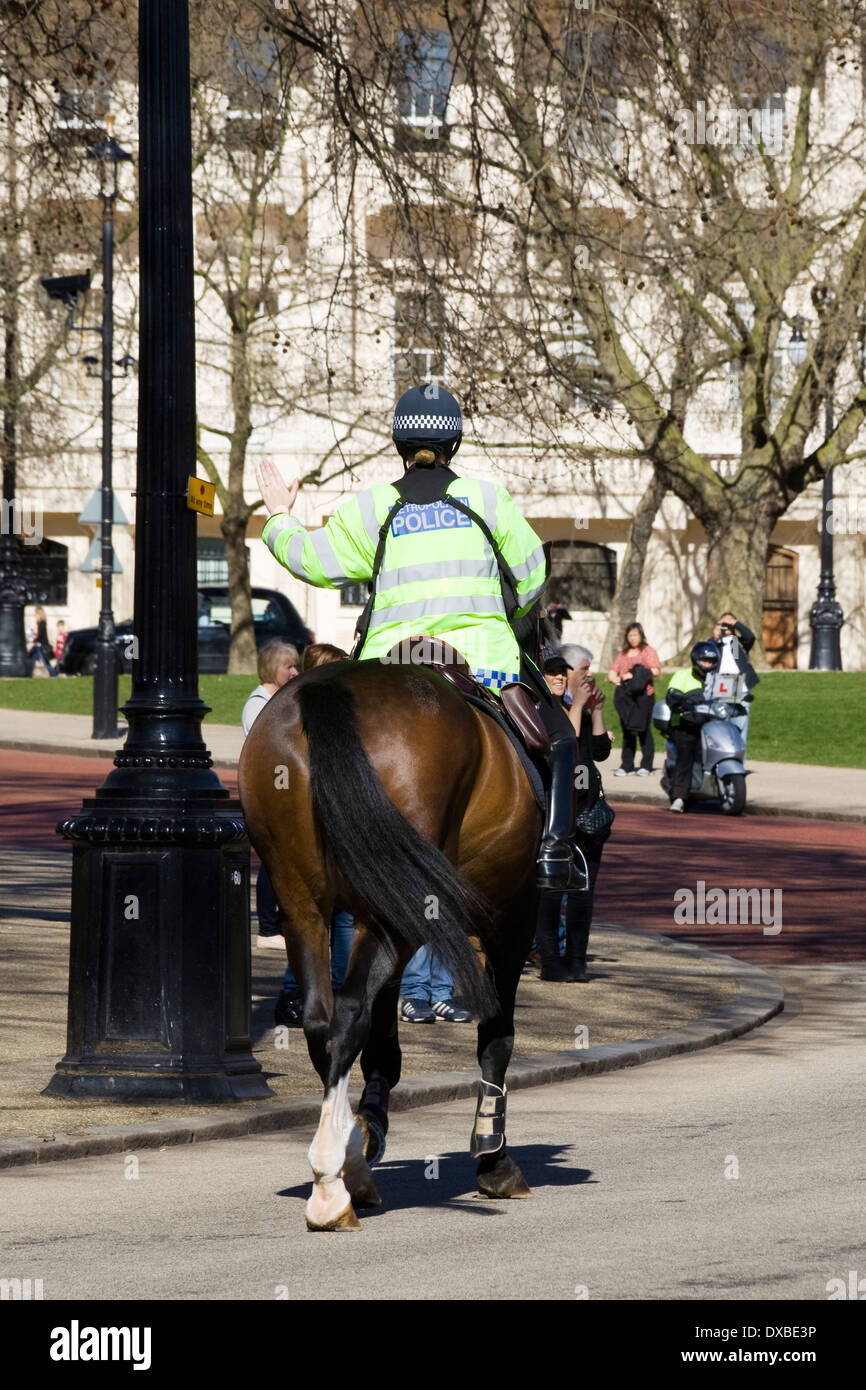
256,384,585,892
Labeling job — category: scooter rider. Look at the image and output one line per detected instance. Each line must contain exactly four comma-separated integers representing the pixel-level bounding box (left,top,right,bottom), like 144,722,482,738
665,640,722,813
255,383,586,892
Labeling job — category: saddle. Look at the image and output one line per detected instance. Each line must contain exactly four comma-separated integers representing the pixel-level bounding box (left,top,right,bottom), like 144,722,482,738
383,635,551,757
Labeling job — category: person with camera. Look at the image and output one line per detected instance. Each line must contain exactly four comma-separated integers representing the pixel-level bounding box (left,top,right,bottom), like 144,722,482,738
712,612,759,743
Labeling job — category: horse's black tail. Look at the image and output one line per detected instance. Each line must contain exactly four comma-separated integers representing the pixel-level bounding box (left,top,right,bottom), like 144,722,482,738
298,677,497,1021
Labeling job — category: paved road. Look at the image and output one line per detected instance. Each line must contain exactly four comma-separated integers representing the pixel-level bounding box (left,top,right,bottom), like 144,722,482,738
1,963,862,1300
3,749,863,963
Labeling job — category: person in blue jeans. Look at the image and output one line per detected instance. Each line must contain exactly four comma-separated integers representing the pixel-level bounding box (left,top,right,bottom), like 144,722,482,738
275,910,355,1027
400,945,472,1023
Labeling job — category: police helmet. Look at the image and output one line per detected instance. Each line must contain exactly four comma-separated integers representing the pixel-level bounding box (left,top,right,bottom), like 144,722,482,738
392,384,463,463
690,640,721,677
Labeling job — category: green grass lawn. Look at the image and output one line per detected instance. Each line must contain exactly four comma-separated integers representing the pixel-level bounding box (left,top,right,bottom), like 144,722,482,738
1,669,865,768
0,674,255,727
597,671,866,769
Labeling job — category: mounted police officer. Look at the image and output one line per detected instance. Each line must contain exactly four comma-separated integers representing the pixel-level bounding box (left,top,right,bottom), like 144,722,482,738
256,384,586,891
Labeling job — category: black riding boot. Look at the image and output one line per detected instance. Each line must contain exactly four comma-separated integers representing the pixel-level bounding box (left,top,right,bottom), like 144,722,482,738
537,740,589,893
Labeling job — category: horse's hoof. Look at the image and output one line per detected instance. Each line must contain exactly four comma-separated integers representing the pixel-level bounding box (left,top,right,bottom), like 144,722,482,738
305,1203,362,1232
477,1155,532,1200
349,1178,382,1210
355,1111,387,1166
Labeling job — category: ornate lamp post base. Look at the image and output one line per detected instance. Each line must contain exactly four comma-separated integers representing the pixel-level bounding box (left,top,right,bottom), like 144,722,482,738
45,784,271,1102
808,595,844,672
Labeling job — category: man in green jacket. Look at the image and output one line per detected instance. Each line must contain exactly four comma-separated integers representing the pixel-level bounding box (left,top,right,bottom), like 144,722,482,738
665,640,721,812
255,383,586,891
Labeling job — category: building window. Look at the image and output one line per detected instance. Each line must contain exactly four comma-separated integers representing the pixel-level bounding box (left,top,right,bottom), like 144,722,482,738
225,34,281,149
393,287,447,394
196,537,250,585
397,29,452,127
340,582,370,607
19,539,68,605
546,540,617,612
547,307,611,408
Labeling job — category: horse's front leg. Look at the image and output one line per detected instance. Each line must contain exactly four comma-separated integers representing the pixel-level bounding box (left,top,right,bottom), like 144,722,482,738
472,919,534,1200
306,932,396,1231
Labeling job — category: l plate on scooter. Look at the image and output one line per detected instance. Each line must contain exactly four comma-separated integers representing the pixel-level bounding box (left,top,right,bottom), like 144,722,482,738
703,670,746,702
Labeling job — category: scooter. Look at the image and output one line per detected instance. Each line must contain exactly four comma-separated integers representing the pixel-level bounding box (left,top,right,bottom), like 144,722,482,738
652,693,749,816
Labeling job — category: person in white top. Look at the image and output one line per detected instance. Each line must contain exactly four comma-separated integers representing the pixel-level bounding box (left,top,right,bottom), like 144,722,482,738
242,640,300,736
242,640,300,947
711,612,759,744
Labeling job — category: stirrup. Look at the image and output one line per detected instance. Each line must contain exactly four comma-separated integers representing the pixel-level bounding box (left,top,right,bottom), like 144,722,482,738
536,839,590,894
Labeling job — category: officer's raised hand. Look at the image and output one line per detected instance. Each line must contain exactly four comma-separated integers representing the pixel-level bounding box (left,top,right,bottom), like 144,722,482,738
256,457,300,516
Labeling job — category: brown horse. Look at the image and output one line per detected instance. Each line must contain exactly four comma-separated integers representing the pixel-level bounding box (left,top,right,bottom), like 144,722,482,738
238,654,542,1230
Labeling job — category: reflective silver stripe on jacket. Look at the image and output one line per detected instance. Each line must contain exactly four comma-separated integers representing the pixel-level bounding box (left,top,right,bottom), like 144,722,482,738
367,592,507,630
263,515,296,560
309,528,348,583
357,488,383,550
510,542,546,583
474,479,500,532
376,557,498,593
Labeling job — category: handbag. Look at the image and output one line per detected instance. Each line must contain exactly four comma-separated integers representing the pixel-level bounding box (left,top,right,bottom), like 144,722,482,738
574,790,615,837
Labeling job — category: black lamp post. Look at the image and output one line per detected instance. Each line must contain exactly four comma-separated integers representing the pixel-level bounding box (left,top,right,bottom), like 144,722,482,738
786,318,844,670
45,0,268,1102
87,121,132,738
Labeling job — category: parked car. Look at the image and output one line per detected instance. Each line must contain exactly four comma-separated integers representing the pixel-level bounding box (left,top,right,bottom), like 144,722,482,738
59,586,312,676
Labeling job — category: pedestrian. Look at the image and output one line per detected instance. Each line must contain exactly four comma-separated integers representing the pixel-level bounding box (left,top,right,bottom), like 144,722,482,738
301,641,349,670
535,649,614,982
607,623,661,776
27,606,57,676
242,640,300,952
665,640,722,812
272,641,356,1028
400,947,472,1023
53,620,67,667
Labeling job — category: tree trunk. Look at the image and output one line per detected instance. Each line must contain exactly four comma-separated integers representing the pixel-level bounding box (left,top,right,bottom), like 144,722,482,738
599,473,666,671
222,510,257,674
676,499,778,667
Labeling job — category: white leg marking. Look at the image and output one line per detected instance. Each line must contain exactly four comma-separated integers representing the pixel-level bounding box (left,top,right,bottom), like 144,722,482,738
306,1073,356,1228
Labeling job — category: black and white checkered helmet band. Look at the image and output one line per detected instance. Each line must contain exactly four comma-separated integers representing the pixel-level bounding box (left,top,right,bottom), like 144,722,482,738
393,413,461,431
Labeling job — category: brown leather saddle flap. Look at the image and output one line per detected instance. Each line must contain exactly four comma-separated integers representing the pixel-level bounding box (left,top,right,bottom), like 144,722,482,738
500,682,551,755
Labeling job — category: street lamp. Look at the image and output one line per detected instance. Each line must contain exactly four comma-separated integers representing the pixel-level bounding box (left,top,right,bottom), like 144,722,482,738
45,0,266,1103
785,314,844,670
41,121,133,738
88,119,133,738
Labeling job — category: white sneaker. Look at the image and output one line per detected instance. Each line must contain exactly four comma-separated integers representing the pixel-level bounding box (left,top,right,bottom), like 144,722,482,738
669,798,685,813
636,768,652,777
255,934,286,950
613,768,634,777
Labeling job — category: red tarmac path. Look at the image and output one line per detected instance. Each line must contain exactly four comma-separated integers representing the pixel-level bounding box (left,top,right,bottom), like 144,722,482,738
1,748,864,966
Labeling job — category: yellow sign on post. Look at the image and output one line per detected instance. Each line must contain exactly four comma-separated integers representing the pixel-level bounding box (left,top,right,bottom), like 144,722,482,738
186,476,215,516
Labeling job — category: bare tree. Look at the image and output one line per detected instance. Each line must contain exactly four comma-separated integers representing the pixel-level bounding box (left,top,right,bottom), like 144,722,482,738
268,0,866,658
190,1,392,670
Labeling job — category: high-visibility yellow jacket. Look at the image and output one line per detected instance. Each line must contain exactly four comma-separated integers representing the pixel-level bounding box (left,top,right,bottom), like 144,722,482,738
262,474,547,691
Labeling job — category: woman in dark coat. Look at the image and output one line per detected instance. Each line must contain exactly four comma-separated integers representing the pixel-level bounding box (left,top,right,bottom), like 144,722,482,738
535,650,613,982
28,605,57,676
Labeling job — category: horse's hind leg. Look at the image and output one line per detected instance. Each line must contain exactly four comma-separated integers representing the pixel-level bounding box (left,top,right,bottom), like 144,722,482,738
306,931,397,1231
355,977,403,1166
472,906,535,1200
